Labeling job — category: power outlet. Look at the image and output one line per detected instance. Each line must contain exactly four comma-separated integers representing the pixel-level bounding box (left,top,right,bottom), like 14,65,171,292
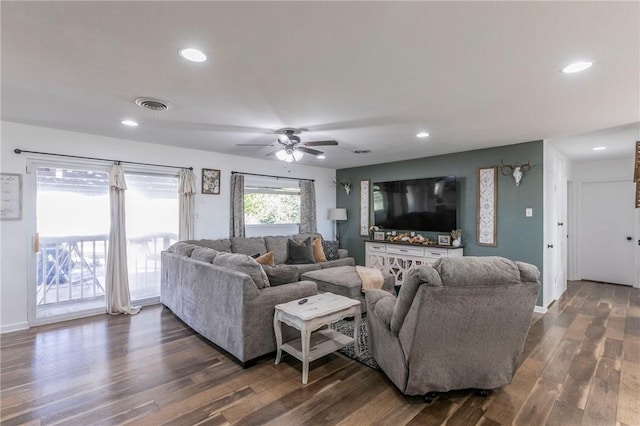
525,208,533,217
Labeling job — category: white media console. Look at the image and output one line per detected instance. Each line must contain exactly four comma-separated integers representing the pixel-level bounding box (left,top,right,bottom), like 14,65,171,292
365,241,464,285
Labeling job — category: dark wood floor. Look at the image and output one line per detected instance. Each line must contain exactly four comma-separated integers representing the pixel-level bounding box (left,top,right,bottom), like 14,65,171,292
1,280,638,425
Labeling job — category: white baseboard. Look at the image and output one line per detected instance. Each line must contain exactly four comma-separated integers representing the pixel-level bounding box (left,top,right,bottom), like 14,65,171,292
534,305,548,314
1,321,29,334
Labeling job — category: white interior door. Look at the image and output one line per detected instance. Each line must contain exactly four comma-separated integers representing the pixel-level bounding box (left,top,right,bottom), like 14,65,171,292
579,179,638,286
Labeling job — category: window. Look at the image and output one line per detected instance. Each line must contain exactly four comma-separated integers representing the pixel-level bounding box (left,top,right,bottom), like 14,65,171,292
243,177,300,225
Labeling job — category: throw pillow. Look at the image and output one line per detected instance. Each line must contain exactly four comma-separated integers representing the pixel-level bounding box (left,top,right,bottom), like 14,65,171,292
190,247,218,263
168,242,198,257
286,237,316,264
262,265,299,286
252,251,275,266
312,237,327,262
212,252,270,289
322,240,340,261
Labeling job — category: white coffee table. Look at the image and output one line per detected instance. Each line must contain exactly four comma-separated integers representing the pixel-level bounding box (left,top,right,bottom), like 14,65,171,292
273,292,361,384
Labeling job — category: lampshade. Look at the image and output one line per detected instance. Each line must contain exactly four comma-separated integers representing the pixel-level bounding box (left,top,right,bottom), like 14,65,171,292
328,208,347,221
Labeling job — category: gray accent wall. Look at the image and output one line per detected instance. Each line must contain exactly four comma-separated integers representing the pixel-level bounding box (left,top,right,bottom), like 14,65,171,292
336,140,544,305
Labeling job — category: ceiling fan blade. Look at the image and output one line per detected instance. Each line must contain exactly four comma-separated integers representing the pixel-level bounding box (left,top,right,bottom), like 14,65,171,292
236,143,272,147
302,140,339,147
297,147,324,156
265,149,284,157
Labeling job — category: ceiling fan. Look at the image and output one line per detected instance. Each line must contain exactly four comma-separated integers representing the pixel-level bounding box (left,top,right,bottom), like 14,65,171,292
238,128,338,162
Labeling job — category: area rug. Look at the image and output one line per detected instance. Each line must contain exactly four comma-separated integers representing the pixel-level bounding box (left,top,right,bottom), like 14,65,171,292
331,313,380,370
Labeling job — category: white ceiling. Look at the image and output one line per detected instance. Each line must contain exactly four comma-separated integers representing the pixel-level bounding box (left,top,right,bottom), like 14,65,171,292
2,1,638,169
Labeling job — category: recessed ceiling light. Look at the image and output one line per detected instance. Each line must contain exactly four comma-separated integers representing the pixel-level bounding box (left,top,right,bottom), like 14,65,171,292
121,120,138,127
179,48,207,63
317,155,326,159
416,132,430,138
592,146,607,151
562,61,593,74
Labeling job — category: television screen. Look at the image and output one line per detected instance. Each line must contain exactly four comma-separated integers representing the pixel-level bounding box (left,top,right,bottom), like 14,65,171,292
373,176,457,232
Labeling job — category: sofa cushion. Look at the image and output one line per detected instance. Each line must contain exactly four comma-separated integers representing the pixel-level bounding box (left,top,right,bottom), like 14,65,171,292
231,237,267,256
184,239,231,252
264,236,289,265
253,251,275,266
168,242,199,257
262,265,299,286
212,252,270,289
287,237,315,264
322,240,340,261
190,247,218,263
434,256,521,287
290,263,322,278
312,237,327,262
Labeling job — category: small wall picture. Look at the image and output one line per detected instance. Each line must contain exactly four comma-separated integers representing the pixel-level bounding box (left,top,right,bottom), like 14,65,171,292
202,168,220,194
374,231,385,241
438,235,451,246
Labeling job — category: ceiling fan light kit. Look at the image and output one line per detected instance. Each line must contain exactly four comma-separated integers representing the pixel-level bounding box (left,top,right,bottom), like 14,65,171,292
267,128,338,162
275,149,303,162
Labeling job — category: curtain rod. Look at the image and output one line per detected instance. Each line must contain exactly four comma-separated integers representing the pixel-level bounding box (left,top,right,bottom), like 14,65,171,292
14,149,193,170
231,171,314,182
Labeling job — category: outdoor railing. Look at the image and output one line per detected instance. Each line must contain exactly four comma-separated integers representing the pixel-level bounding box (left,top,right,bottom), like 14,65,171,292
37,232,176,306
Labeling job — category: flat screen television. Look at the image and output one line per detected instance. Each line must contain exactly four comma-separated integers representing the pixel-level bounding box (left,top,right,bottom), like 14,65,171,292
373,176,457,232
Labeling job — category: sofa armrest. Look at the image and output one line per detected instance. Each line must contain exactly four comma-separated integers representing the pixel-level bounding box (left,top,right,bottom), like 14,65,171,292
253,280,318,306
365,289,396,330
338,249,349,259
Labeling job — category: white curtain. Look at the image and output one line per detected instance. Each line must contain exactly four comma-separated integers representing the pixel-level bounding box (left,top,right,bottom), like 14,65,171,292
229,173,245,237
299,180,317,233
105,164,140,315
178,169,197,241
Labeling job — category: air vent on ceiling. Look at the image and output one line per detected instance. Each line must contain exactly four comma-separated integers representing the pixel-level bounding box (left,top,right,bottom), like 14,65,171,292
352,149,371,154
134,97,171,111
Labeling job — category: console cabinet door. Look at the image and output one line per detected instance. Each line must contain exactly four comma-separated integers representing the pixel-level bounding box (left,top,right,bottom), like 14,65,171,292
365,242,463,285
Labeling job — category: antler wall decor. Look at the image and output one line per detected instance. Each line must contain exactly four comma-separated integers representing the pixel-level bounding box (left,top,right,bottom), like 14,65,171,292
500,159,532,187
331,178,352,195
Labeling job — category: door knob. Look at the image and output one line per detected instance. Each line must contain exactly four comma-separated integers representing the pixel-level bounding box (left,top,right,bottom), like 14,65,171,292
547,244,554,248
627,236,632,241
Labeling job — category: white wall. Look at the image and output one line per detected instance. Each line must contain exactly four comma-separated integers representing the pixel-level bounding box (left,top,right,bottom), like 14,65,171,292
570,157,633,181
0,121,337,332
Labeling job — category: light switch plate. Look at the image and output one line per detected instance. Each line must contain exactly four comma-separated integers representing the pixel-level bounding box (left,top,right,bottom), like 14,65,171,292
525,208,533,217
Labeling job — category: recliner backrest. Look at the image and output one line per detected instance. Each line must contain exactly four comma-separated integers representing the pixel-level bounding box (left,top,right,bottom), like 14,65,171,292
433,256,522,287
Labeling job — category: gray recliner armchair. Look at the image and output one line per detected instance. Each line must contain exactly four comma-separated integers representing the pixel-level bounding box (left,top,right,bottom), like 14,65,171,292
365,256,540,401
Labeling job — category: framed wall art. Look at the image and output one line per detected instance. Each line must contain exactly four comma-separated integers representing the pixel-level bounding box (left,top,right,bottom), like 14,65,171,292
1,173,22,220
359,179,370,236
202,169,220,194
477,166,497,246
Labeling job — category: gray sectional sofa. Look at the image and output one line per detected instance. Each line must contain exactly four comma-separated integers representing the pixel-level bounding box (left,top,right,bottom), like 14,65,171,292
160,233,356,365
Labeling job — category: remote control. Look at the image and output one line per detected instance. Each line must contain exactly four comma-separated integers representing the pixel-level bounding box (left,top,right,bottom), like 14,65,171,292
298,298,308,305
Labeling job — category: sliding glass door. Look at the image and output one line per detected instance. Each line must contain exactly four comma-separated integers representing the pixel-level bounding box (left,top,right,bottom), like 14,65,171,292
30,161,178,324
33,164,110,320
125,172,178,303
